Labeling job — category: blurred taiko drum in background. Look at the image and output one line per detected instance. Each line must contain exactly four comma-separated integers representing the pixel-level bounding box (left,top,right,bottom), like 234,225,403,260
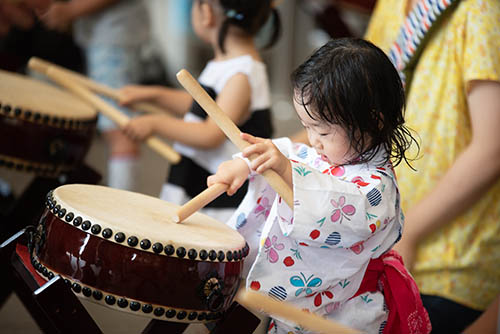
0,70,97,177
30,184,249,323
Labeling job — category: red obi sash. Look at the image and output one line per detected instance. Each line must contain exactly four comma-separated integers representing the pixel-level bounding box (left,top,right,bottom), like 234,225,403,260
352,250,432,334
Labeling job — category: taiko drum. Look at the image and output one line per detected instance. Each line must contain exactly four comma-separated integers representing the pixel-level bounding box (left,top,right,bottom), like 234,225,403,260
0,70,97,177
30,184,249,323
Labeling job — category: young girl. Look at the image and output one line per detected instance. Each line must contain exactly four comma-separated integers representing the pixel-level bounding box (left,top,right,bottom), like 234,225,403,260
119,0,280,222
207,38,431,334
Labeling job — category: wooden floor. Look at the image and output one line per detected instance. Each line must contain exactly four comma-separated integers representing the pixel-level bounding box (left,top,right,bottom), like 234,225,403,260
0,293,151,334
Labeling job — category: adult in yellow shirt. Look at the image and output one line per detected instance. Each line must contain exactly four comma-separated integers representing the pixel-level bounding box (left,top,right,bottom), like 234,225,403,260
365,0,500,332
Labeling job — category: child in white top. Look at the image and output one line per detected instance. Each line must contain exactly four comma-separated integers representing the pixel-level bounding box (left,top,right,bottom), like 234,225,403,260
208,38,431,334
119,0,280,222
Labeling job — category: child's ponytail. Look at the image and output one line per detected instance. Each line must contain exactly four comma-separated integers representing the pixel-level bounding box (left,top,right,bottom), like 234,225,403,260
217,18,232,54
217,0,281,53
262,7,281,50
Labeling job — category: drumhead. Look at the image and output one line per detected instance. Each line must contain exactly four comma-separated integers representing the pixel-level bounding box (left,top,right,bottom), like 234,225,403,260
52,184,246,258
0,70,96,120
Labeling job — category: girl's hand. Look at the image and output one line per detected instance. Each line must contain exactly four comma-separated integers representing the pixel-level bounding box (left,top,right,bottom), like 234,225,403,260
119,85,158,106
122,115,157,142
207,159,250,196
241,133,290,176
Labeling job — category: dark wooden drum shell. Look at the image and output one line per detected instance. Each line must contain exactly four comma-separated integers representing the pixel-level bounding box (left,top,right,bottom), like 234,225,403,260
0,70,97,177
30,185,249,323
0,114,96,176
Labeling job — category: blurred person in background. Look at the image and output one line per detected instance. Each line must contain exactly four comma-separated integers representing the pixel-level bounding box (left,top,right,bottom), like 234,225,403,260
0,0,50,36
40,0,151,192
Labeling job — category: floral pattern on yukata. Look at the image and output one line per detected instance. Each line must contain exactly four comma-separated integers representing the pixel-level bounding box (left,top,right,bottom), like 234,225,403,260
227,138,403,333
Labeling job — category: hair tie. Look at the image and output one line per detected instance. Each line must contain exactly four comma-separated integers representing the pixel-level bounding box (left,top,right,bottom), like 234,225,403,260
226,9,244,21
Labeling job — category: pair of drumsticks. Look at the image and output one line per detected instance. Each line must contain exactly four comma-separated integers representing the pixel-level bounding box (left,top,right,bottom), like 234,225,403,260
29,58,358,334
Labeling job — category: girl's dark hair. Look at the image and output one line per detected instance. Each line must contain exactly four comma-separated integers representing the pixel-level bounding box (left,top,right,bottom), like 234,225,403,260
291,38,418,167
217,0,281,53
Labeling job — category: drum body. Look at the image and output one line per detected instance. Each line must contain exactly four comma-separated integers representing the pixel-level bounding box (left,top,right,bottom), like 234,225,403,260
0,70,97,177
30,185,249,323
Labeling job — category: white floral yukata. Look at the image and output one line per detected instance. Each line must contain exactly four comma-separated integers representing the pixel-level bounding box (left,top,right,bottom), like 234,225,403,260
227,138,403,333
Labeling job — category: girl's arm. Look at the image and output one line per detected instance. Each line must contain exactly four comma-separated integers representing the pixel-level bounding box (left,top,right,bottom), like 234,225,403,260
395,80,500,269
119,85,193,117
122,73,253,149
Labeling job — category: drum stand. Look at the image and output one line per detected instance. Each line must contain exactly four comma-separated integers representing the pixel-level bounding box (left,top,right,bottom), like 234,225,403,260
0,163,101,310
0,227,102,333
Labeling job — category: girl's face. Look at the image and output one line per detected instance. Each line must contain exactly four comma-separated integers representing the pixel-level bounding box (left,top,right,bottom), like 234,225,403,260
294,97,355,166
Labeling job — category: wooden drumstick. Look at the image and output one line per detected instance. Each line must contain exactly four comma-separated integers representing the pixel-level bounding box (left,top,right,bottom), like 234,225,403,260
176,69,294,208
28,57,166,115
174,183,228,223
235,290,360,334
45,67,182,165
